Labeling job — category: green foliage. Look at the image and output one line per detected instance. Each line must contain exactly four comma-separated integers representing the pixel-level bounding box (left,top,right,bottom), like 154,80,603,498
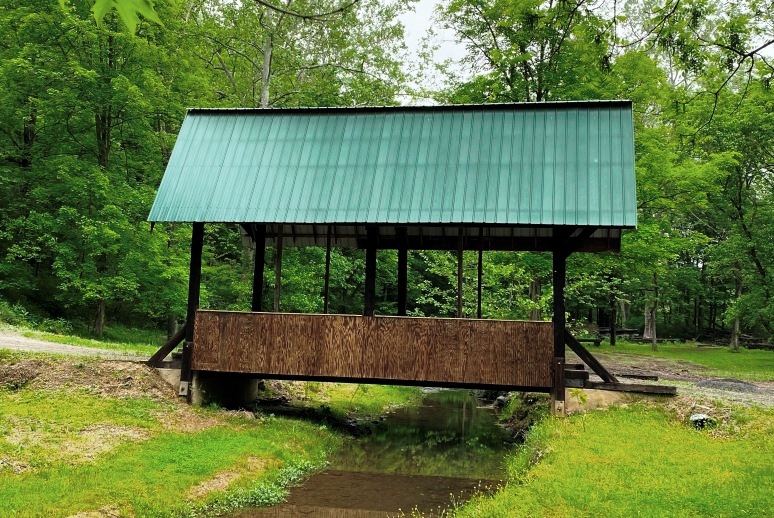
59,0,163,34
2,0,774,348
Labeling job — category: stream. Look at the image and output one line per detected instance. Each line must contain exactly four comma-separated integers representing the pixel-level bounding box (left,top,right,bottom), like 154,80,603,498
233,390,512,517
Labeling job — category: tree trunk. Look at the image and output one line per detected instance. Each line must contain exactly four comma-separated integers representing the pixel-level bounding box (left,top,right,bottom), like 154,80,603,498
610,298,617,346
643,306,653,340
731,272,742,352
166,312,178,340
93,298,106,337
260,19,273,108
273,226,283,312
529,277,542,320
651,273,658,351
620,300,629,325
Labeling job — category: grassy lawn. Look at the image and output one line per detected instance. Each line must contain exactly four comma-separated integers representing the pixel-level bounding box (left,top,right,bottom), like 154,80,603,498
0,353,421,517
457,403,774,517
0,387,338,517
595,340,774,381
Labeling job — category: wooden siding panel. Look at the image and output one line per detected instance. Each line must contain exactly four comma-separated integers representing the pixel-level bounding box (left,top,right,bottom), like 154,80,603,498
192,311,553,388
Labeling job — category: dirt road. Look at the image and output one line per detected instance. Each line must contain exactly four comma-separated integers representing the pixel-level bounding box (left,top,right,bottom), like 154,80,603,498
0,329,147,362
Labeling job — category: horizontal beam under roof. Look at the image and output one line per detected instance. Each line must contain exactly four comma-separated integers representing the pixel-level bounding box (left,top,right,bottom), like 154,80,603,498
238,224,623,252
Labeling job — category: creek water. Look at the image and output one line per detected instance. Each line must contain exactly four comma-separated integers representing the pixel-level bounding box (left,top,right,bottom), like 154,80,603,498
233,390,512,517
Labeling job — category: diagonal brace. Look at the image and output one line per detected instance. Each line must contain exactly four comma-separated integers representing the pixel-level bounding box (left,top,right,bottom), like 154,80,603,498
565,329,619,384
146,324,186,367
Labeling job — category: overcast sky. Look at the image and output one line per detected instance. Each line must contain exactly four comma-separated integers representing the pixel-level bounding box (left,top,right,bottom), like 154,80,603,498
397,0,468,101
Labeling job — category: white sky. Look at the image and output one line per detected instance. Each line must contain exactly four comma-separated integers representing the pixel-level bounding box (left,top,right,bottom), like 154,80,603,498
397,0,468,102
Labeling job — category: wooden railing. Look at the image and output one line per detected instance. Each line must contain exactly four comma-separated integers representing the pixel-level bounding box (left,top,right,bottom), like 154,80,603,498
192,310,553,389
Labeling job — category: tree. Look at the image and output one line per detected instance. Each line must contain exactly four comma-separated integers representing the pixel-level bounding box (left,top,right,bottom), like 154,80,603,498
435,0,614,103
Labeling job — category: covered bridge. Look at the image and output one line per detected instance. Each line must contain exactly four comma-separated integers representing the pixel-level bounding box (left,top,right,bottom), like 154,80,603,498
148,101,657,414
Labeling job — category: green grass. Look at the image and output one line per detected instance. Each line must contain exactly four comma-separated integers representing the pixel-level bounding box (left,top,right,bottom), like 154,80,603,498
595,340,774,381
456,404,774,517
0,421,337,517
0,354,420,517
315,383,424,417
0,385,340,517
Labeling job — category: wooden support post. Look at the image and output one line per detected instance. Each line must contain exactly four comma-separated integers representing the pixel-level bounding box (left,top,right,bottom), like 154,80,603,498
397,227,407,316
181,222,204,401
364,226,377,316
251,224,266,312
273,225,283,312
551,247,567,415
457,227,463,318
477,227,483,319
323,225,332,314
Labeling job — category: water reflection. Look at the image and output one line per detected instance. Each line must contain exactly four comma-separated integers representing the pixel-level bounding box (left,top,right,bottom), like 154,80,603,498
233,390,510,517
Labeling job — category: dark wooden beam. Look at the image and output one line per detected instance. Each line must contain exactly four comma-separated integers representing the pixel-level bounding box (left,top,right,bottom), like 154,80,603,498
181,222,204,400
397,227,408,316
251,224,266,312
146,324,186,367
323,225,332,314
551,247,567,413
457,228,463,318
477,227,483,319
582,381,676,395
273,224,283,312
364,226,377,316
348,235,619,253
565,330,619,383
562,226,599,253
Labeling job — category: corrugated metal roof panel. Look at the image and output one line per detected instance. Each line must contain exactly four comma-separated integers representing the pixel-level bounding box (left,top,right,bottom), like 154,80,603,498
148,102,637,227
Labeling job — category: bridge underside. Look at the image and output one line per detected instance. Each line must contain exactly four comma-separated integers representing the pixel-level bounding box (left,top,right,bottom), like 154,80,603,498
191,310,554,391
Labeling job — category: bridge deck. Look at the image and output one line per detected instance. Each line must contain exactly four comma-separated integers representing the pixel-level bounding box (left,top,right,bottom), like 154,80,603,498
192,310,553,390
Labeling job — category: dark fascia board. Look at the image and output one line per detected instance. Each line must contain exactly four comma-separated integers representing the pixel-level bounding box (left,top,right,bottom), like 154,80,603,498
173,221,635,230
186,100,633,117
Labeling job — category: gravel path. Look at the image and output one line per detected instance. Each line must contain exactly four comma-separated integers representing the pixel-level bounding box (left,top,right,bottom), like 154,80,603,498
0,329,148,362
568,351,774,407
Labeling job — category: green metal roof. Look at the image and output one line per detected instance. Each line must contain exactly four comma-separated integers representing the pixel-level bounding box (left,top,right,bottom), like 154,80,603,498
148,102,636,228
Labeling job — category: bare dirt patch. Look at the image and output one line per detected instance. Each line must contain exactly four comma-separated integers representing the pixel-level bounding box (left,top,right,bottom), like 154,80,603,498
68,505,123,518
0,359,42,390
154,406,220,433
187,456,277,500
5,418,149,466
0,356,178,401
0,457,31,474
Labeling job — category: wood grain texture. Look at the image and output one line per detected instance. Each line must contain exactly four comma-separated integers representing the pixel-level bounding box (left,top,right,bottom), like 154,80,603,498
192,311,553,388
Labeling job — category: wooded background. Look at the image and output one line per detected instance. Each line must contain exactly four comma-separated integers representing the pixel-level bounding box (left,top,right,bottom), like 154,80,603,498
1,0,772,347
